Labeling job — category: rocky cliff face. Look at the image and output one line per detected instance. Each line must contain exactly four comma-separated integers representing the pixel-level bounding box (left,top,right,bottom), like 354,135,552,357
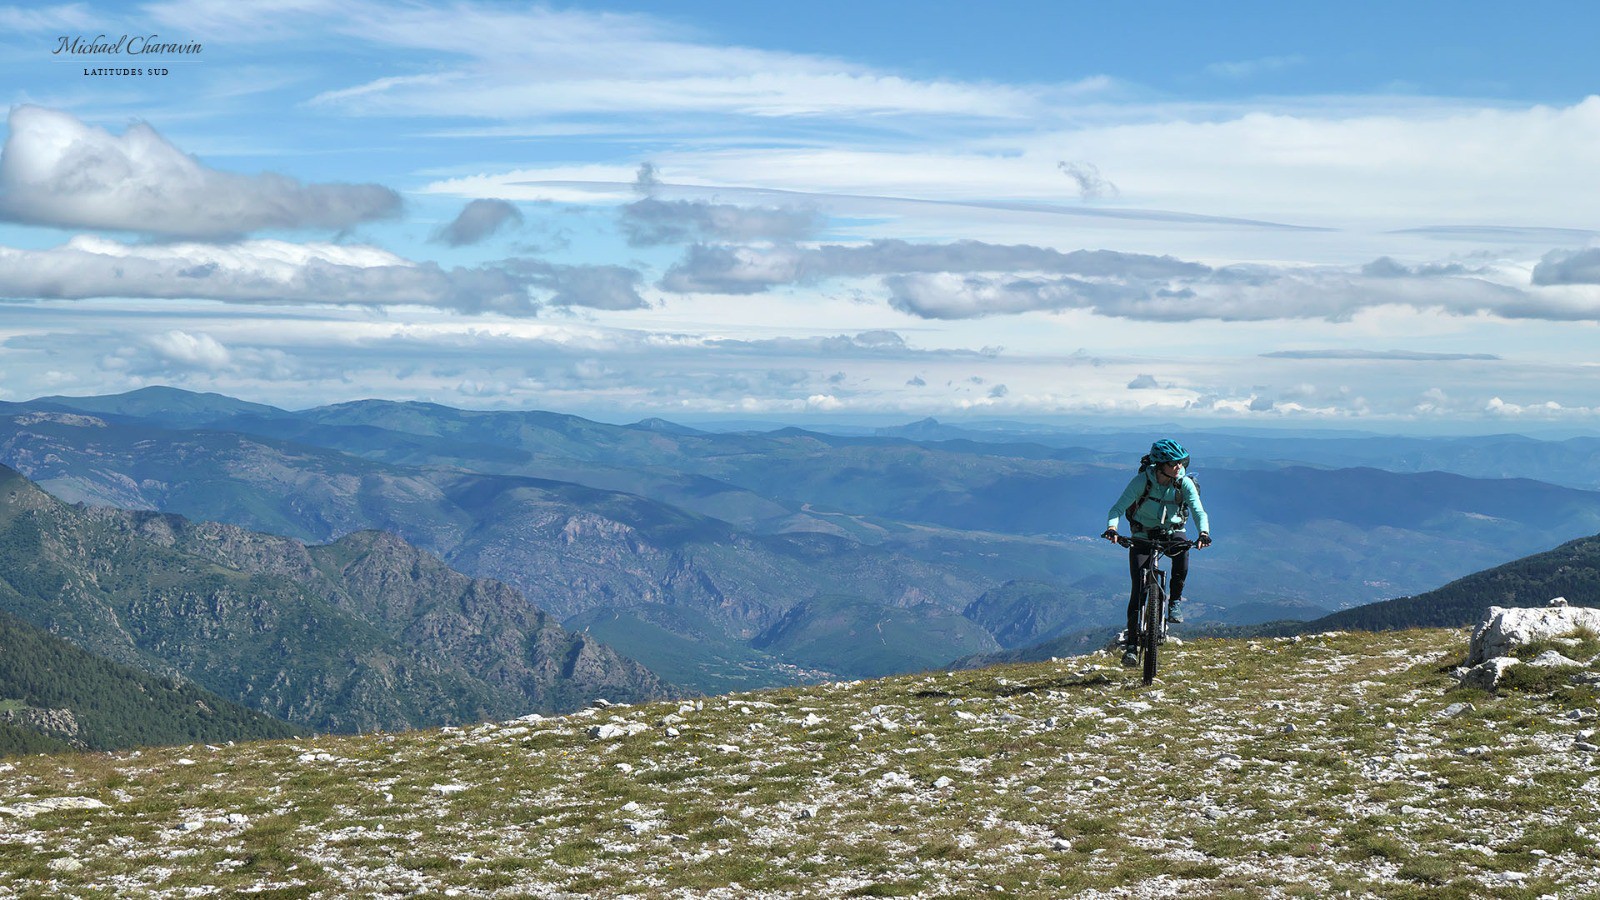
0,707,82,747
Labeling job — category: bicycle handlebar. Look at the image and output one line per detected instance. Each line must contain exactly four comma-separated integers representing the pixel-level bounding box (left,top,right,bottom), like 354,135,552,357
1112,535,1198,553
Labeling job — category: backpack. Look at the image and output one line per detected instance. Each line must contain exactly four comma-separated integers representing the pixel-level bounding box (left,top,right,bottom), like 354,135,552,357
1127,454,1199,525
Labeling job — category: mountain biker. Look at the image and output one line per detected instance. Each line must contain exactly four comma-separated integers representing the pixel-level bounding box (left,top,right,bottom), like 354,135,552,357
1102,439,1211,667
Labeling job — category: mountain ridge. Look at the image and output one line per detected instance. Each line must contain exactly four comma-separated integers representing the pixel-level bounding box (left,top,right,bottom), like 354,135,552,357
11,386,1600,692
0,464,668,733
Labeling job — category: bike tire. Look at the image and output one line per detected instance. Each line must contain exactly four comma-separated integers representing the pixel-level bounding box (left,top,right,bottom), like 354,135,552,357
1143,572,1165,685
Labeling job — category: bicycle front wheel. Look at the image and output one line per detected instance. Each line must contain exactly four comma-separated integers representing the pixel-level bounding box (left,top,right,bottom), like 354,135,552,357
1143,572,1166,685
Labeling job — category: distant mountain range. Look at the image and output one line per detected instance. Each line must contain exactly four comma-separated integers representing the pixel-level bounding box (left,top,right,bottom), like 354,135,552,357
868,416,1600,491
0,464,666,739
5,387,1600,694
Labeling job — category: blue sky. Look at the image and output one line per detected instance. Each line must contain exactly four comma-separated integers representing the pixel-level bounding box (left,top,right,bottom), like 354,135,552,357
2,1,1599,431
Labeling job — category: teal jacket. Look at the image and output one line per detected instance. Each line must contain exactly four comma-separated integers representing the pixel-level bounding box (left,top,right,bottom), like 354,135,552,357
1106,466,1209,535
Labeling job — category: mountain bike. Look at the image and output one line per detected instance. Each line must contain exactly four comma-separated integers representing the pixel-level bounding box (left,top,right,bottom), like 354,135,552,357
1114,534,1195,685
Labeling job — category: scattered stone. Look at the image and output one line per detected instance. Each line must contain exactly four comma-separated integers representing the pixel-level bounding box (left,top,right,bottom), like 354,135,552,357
0,797,108,818
1575,742,1600,753
801,713,824,727
429,784,470,795
1050,838,1073,851
1461,657,1522,691
933,776,955,789
714,744,741,754
588,722,649,740
1282,724,1297,734
47,857,83,873
1530,650,1583,668
1438,702,1473,719
795,807,817,820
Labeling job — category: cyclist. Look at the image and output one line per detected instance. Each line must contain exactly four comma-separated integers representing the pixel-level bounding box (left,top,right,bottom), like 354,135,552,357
1101,439,1211,667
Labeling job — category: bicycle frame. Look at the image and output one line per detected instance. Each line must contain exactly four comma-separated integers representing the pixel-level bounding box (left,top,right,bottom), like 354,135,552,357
1115,535,1194,685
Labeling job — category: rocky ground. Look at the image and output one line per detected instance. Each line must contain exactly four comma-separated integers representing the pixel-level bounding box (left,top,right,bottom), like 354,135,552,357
2,627,1598,898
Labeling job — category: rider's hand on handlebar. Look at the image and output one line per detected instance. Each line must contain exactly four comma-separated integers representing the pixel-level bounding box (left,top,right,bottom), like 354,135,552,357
1102,527,1120,543
1197,531,1212,548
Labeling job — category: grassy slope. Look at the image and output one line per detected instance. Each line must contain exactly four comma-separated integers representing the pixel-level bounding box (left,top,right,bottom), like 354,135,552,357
2,628,1598,898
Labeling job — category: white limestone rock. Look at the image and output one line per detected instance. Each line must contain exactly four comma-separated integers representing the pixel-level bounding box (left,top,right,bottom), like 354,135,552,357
1466,605,1600,666
1529,650,1584,668
0,797,108,818
588,722,649,740
1461,657,1522,691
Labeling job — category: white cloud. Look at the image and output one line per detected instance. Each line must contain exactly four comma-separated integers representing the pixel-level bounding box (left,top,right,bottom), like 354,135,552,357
1261,349,1500,361
661,239,1204,295
295,3,1069,122
1485,396,1600,418
620,198,823,246
422,95,1600,231
0,237,644,314
1203,55,1306,80
1,3,94,30
0,106,401,239
432,199,523,247
146,330,231,369
1057,161,1119,200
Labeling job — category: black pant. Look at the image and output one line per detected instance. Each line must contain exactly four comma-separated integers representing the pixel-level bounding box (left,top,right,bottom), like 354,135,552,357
1126,537,1188,643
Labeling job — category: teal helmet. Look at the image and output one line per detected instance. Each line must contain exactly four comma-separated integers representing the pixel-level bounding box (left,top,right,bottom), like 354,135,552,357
1149,439,1188,465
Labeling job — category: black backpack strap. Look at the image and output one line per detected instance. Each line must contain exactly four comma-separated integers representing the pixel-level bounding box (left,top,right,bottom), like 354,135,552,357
1125,472,1156,521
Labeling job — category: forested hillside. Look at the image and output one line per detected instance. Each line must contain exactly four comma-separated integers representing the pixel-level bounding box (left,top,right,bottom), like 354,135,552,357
0,611,295,755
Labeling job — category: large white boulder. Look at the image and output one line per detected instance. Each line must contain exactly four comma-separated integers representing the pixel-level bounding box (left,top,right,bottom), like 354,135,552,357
1466,603,1600,666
